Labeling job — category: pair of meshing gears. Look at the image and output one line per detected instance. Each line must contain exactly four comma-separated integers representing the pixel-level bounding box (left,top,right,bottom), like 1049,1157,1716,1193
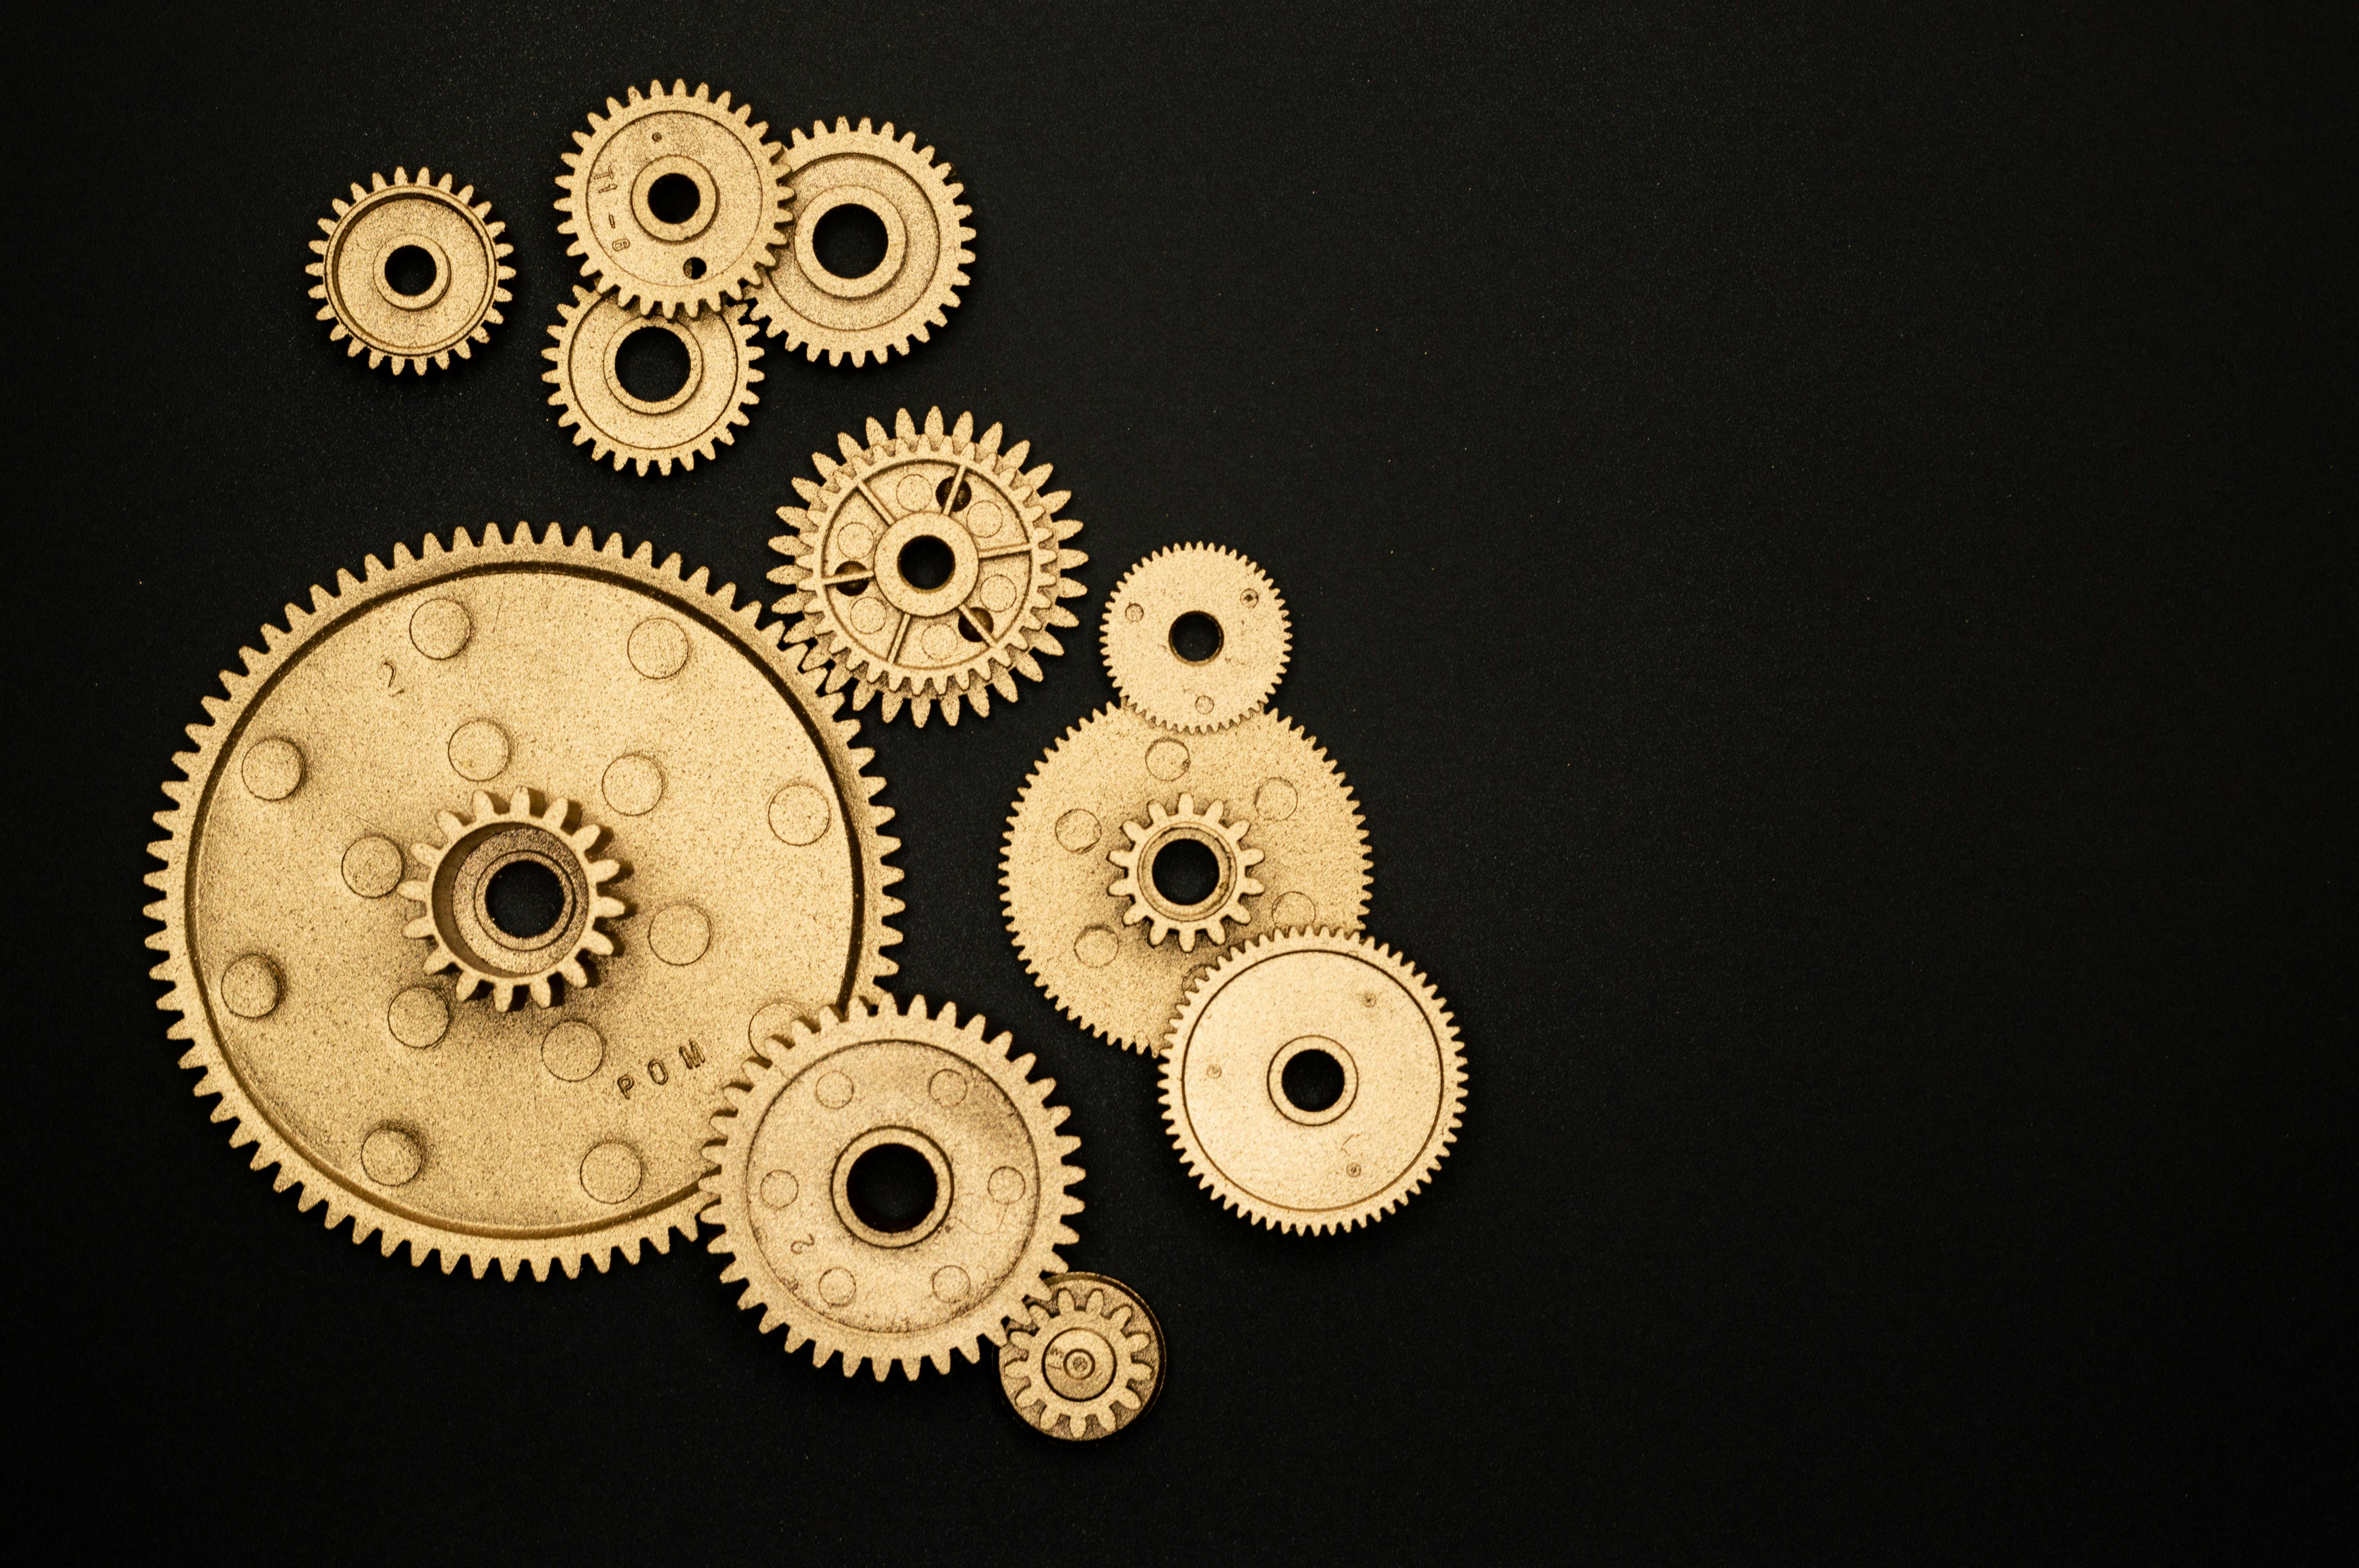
308,168,514,374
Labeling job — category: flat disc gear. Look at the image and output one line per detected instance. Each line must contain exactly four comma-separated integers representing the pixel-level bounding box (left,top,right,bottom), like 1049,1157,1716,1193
1161,930,1465,1234
544,287,763,475
555,80,791,318
145,525,902,1280
1103,545,1291,731
1003,705,1371,1053
770,406,1087,726
703,996,1083,1380
307,167,513,374
999,1272,1166,1441
744,117,973,365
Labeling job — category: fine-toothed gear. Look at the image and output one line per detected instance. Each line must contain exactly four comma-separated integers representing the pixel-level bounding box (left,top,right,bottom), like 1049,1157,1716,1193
703,996,1083,1380
145,524,902,1281
307,167,513,374
1003,706,1370,1053
769,406,1087,726
1107,795,1262,950
554,80,791,318
743,117,972,365
1000,1272,1166,1441
544,287,763,475
1162,929,1464,1234
1103,545,1290,732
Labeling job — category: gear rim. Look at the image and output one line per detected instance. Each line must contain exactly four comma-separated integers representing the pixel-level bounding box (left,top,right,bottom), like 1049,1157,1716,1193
308,167,514,374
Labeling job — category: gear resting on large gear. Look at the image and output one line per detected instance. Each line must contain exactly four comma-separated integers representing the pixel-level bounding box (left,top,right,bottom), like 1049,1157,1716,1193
145,525,901,1280
999,1272,1165,1441
703,996,1083,1380
544,285,763,475
1102,545,1291,731
770,406,1087,726
308,167,513,374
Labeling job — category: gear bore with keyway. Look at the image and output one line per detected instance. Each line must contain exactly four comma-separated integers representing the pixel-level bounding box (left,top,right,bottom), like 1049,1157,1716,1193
1103,545,1291,731
145,525,902,1280
308,167,514,374
545,285,764,475
999,1272,1166,1441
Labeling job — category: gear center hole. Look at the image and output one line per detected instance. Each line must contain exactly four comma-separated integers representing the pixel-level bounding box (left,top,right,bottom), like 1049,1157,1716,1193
646,172,702,224
484,857,567,942
382,243,439,298
1169,611,1224,664
615,324,693,402
1150,836,1222,907
897,534,958,591
844,1141,939,1233
1280,1047,1348,1114
813,202,891,280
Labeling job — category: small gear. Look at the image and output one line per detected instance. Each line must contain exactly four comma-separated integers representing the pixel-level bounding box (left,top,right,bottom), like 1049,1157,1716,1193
399,789,624,1010
1103,546,1291,731
703,996,1083,1380
554,80,791,318
769,406,1087,726
743,117,973,365
1000,1272,1166,1441
544,286,763,475
1107,795,1263,950
1162,929,1465,1234
1003,705,1370,1052
307,167,513,374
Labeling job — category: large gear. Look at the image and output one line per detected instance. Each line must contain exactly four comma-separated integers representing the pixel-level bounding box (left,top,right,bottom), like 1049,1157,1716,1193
743,117,973,365
769,406,1087,726
145,524,902,1280
1102,545,1291,731
1003,705,1371,1052
307,167,513,374
703,996,1083,1380
543,286,763,475
1161,929,1465,1234
554,80,791,318
999,1272,1165,1441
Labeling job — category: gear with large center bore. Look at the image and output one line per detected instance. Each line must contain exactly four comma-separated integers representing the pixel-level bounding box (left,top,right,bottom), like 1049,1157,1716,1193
544,285,764,475
308,167,514,374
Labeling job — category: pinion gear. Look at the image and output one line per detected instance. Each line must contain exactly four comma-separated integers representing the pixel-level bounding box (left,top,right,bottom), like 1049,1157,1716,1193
307,167,513,374
399,789,624,1010
544,286,763,475
1000,1272,1166,1441
1102,545,1291,731
1107,794,1263,951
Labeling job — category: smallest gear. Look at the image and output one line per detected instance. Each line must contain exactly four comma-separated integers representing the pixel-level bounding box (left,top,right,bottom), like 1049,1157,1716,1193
544,286,763,475
999,1272,1166,1441
1107,794,1263,951
1102,545,1290,731
399,789,625,1010
308,167,513,374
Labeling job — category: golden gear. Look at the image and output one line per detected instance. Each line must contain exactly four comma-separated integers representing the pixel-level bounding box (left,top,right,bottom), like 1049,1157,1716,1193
999,1272,1166,1441
1102,545,1291,731
554,80,791,318
702,996,1083,1380
145,524,902,1281
743,117,973,365
543,286,763,475
307,167,513,374
1106,795,1262,951
769,406,1087,726
1161,929,1465,1234
1002,705,1370,1053
400,789,624,1011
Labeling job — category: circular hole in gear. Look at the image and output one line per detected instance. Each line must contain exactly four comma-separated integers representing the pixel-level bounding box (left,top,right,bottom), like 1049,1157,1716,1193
483,858,567,941
682,255,707,280
1281,1047,1348,1114
646,172,702,223
897,534,957,591
382,243,438,298
844,1142,939,1233
614,325,692,401
1169,611,1225,664
1150,836,1221,907
813,202,890,279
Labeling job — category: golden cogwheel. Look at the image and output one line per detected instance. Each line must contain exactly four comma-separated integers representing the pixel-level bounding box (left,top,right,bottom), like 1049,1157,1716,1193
769,406,1087,726
744,117,973,365
555,80,790,318
1162,930,1465,1234
544,287,763,475
1000,1272,1166,1441
703,996,1083,1380
1103,545,1291,731
307,167,513,374
1003,705,1370,1053
145,525,903,1280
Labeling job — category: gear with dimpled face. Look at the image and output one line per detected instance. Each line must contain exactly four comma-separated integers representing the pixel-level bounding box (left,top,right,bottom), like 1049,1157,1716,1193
999,1272,1166,1441
308,167,514,374
544,285,764,475
703,996,1083,1380
1102,544,1291,732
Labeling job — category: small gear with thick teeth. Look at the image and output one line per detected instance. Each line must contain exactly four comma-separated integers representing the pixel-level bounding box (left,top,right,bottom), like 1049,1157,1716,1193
1107,795,1263,951
307,167,513,374
544,286,763,475
399,789,624,1010
1000,1272,1166,1441
1103,545,1291,731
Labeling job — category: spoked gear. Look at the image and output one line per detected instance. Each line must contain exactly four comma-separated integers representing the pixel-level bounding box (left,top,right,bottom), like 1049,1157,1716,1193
703,996,1083,1380
307,167,513,374
1107,795,1263,950
1000,1272,1166,1441
1161,929,1465,1235
554,80,791,317
1102,545,1291,731
769,406,1087,726
544,286,763,475
146,524,901,1281
744,117,973,365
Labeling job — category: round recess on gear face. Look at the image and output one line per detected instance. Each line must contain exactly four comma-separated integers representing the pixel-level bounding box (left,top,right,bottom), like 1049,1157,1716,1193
1000,1272,1166,1441
309,167,514,374
545,287,763,476
1102,545,1291,731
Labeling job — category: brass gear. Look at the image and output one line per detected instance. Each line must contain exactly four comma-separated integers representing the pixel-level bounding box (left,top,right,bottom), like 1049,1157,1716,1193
769,406,1087,726
554,80,791,318
1102,545,1291,731
1002,705,1371,1053
145,524,902,1280
1106,795,1263,950
1161,929,1465,1234
702,996,1083,1380
543,286,763,475
743,117,973,365
307,167,513,374
999,1272,1166,1441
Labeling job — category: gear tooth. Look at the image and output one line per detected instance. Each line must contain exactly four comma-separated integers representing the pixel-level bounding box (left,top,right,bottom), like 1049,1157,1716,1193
922,406,945,439
1004,438,1031,469
865,416,891,447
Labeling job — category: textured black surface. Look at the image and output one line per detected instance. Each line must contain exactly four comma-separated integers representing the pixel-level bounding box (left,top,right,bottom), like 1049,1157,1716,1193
24,4,2352,1560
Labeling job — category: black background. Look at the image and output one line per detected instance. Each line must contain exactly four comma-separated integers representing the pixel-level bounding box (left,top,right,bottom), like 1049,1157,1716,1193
22,3,2352,1560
